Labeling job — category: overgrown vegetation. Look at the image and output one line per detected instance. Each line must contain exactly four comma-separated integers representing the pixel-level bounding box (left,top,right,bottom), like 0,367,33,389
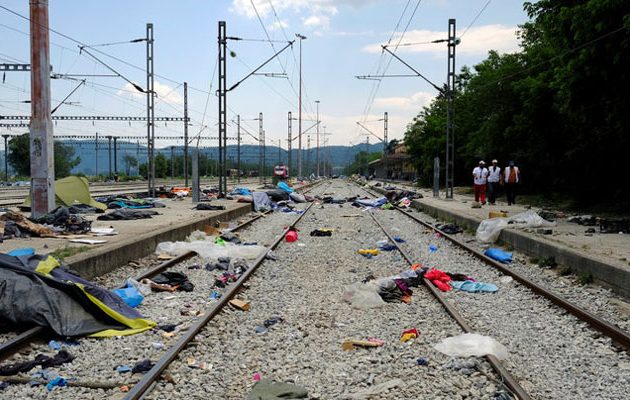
404,1,630,210
50,245,89,261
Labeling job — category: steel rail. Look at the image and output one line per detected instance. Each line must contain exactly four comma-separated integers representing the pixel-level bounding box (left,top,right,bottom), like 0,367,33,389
0,181,322,363
123,181,327,400
366,210,531,400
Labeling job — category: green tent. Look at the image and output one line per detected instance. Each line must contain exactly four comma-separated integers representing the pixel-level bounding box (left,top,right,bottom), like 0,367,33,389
21,176,107,211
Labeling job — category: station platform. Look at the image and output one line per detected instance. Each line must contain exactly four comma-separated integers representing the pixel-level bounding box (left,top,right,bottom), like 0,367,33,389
0,180,310,279
369,180,630,298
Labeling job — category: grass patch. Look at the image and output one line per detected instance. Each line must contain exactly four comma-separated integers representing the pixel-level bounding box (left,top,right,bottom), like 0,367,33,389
50,245,90,261
538,256,557,268
558,266,572,276
578,272,594,285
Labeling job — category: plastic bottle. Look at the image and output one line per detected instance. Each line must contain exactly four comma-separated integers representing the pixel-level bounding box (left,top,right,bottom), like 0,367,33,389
286,229,298,242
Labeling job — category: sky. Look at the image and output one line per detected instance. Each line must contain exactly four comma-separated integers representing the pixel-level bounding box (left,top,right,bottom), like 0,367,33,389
0,0,531,151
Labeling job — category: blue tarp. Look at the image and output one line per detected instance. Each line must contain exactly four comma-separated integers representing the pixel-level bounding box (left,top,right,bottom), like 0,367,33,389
232,187,252,196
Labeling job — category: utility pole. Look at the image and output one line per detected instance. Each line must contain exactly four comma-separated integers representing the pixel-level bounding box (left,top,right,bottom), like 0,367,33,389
170,145,174,178
113,136,118,176
258,112,264,184
306,135,311,174
218,21,228,194
277,139,281,163
296,33,307,178
287,111,292,176
445,19,456,199
237,114,241,184
2,134,9,182
107,135,112,179
95,132,99,178
29,0,55,218
383,111,388,179
315,100,320,176
146,23,155,196
184,81,189,187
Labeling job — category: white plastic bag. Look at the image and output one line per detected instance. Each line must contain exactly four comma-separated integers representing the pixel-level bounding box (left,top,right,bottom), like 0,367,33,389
476,210,556,243
434,333,509,360
156,241,266,260
342,282,385,309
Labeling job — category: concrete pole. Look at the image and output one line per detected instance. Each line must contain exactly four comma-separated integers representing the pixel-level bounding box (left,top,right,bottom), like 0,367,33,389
113,137,118,176
287,111,292,176
184,82,189,187
3,134,9,182
29,0,55,217
316,100,320,176
237,114,241,184
296,34,306,177
95,132,99,178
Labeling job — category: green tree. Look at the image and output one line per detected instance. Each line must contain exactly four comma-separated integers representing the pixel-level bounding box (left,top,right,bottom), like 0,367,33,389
8,134,80,178
154,152,168,178
123,154,138,175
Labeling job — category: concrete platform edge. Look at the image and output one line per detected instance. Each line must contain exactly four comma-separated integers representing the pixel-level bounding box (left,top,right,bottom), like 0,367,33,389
66,204,253,279
370,186,630,298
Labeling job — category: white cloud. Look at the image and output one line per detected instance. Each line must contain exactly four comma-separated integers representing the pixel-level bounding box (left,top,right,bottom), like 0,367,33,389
118,81,183,105
373,91,435,111
303,14,330,28
363,25,520,56
269,20,288,31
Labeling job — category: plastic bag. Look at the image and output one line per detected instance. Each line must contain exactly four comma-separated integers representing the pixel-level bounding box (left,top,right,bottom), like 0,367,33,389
476,210,556,243
126,278,152,296
112,286,144,308
289,192,306,203
484,248,513,263
434,333,508,360
342,282,385,309
156,241,266,260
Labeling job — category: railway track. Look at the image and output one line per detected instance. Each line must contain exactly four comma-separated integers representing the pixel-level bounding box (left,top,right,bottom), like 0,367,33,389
356,182,630,399
0,180,326,398
1,180,628,399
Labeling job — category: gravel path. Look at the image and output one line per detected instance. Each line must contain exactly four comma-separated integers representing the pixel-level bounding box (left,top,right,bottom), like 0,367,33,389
145,181,504,400
368,191,630,400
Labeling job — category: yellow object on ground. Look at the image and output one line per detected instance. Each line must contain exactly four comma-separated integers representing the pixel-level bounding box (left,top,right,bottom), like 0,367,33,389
357,249,379,256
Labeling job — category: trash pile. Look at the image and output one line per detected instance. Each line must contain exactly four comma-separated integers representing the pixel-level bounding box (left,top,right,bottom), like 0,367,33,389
476,210,556,243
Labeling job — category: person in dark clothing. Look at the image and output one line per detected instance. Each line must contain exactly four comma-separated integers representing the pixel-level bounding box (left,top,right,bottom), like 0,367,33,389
486,159,502,205
504,160,520,205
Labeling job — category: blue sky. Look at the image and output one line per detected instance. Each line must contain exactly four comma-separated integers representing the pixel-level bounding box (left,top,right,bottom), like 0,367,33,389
0,0,530,150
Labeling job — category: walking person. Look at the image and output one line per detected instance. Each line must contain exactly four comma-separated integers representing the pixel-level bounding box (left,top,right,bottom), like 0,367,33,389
472,160,488,205
487,159,502,205
504,160,520,205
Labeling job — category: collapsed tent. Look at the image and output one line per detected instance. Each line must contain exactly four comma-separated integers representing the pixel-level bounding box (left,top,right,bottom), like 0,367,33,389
0,253,155,337
20,176,107,211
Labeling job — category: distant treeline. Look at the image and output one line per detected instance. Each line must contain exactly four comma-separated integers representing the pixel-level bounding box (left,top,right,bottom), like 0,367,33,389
405,0,630,208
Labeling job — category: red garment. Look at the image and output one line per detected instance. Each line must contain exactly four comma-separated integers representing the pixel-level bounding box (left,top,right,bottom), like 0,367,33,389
474,184,486,204
424,268,452,292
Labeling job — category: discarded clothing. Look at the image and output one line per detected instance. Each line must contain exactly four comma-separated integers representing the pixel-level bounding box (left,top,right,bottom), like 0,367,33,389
434,333,508,360
353,197,388,208
451,280,498,293
266,190,289,202
246,379,308,400
484,248,513,263
232,187,252,196
131,359,154,374
437,223,463,235
152,271,194,292
97,209,159,221
220,231,241,244
0,350,74,376
68,204,100,214
289,192,307,203
424,268,452,292
277,181,295,194
253,192,272,212
0,253,155,337
32,206,92,234
206,257,231,271
0,211,55,237
195,203,226,211
107,200,154,209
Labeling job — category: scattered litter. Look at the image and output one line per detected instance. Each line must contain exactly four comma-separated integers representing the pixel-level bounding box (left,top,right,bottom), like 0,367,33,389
151,342,164,350
484,248,513,263
342,282,385,309
451,280,498,293
434,333,509,360
357,249,379,257
401,328,419,342
209,291,222,299
112,286,144,308
393,236,406,243
428,244,438,252
253,372,262,382
229,299,251,311
69,239,107,245
285,228,299,242
255,326,268,334
499,276,513,284
186,357,210,370
246,379,307,400
46,376,67,391
131,359,154,374
7,248,35,257
48,340,61,351
416,357,429,366
342,339,384,351
344,378,403,399
116,365,132,373
476,210,555,243
310,229,333,237
436,223,463,235
90,227,118,236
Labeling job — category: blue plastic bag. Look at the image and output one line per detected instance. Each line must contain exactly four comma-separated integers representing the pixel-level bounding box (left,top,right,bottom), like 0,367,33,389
484,248,513,263
277,181,294,193
8,248,35,257
112,286,144,308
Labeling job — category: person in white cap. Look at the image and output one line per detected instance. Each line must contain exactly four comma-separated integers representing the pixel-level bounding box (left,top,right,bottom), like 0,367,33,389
472,160,489,205
487,159,502,205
